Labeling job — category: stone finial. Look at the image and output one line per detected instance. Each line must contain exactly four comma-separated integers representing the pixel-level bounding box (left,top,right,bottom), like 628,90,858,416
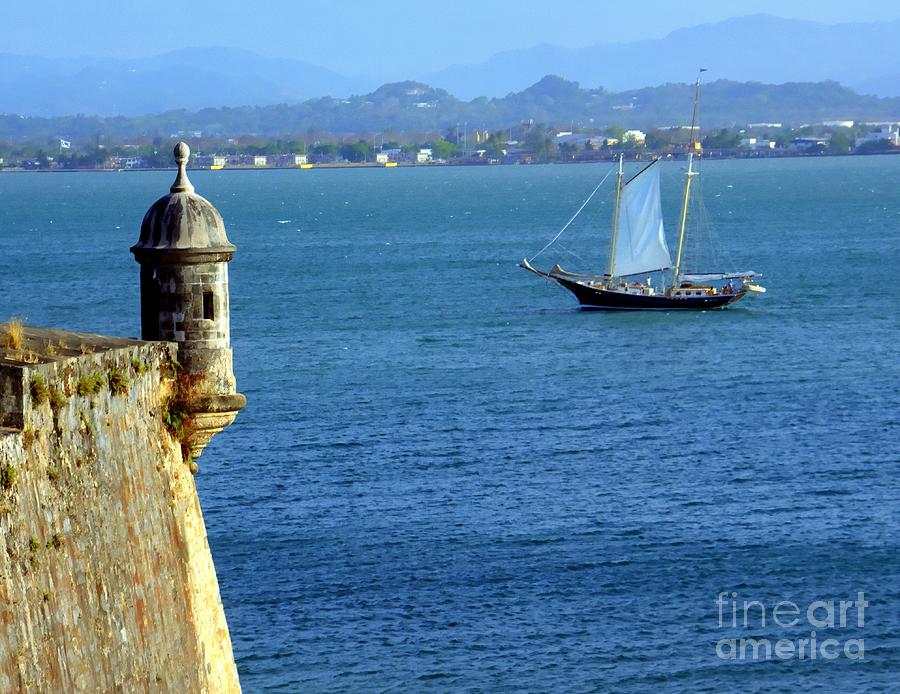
170,142,195,194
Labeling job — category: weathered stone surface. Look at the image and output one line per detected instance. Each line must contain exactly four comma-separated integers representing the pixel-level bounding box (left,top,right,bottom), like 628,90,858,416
0,326,241,693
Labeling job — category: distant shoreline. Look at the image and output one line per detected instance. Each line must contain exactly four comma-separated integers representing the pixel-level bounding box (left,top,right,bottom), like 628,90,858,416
2,149,897,174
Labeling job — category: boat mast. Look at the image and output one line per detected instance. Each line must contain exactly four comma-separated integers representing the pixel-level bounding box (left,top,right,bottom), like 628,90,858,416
607,153,624,280
672,71,705,288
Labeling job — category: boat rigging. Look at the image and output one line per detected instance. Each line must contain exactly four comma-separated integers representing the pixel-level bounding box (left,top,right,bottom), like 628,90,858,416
520,72,766,310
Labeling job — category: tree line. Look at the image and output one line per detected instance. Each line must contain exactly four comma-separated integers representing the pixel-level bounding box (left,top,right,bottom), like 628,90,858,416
2,120,895,170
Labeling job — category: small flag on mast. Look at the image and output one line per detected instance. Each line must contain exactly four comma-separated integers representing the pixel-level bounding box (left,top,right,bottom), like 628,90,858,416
59,139,71,149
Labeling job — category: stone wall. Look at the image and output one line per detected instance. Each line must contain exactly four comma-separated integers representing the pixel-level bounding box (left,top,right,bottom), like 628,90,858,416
0,327,240,693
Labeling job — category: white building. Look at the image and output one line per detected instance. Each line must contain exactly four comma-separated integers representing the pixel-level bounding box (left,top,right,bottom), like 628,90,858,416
254,156,267,167
213,156,227,167
375,153,390,164
739,138,776,150
854,124,900,148
416,148,433,163
294,154,308,165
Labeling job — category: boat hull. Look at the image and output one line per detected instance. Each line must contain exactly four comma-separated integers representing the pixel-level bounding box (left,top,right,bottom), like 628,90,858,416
553,276,746,311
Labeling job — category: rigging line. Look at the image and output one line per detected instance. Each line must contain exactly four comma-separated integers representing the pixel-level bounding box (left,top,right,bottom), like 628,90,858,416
529,165,616,263
556,244,586,264
625,157,658,186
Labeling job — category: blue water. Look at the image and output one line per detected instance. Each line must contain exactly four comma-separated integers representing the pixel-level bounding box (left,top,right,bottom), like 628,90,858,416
2,157,899,692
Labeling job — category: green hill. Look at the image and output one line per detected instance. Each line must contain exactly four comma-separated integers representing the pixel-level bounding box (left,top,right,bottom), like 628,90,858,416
2,77,899,144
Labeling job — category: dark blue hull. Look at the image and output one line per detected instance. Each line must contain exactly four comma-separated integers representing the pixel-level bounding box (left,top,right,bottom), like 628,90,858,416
554,277,746,311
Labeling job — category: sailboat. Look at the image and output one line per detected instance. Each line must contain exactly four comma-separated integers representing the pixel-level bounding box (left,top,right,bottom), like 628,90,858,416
520,74,764,310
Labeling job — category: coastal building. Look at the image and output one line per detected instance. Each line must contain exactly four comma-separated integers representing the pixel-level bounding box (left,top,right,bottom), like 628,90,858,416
854,124,900,148
294,154,308,165
213,156,227,167
254,155,267,166
112,156,143,169
739,138,776,150
416,148,433,163
789,136,830,151
376,152,390,164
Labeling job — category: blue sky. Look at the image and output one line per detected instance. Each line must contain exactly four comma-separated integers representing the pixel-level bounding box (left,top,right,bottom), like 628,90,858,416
7,0,900,78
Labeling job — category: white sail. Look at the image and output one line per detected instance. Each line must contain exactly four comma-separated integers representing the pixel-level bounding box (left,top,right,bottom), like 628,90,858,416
613,162,672,277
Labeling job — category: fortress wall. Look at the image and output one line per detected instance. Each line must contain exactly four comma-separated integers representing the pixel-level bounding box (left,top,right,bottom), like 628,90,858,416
0,332,240,693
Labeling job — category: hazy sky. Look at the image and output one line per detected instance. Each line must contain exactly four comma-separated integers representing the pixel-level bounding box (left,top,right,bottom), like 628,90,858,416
8,0,900,78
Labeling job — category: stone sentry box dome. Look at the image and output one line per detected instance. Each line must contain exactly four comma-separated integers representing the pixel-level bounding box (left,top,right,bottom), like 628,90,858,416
131,142,245,461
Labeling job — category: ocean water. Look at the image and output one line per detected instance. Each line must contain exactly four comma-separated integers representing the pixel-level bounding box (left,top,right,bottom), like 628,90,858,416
1,156,899,692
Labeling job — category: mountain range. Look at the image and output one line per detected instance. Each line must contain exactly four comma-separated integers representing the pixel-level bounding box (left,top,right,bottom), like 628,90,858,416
0,14,899,120
3,77,899,144
0,48,369,117
427,15,900,100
